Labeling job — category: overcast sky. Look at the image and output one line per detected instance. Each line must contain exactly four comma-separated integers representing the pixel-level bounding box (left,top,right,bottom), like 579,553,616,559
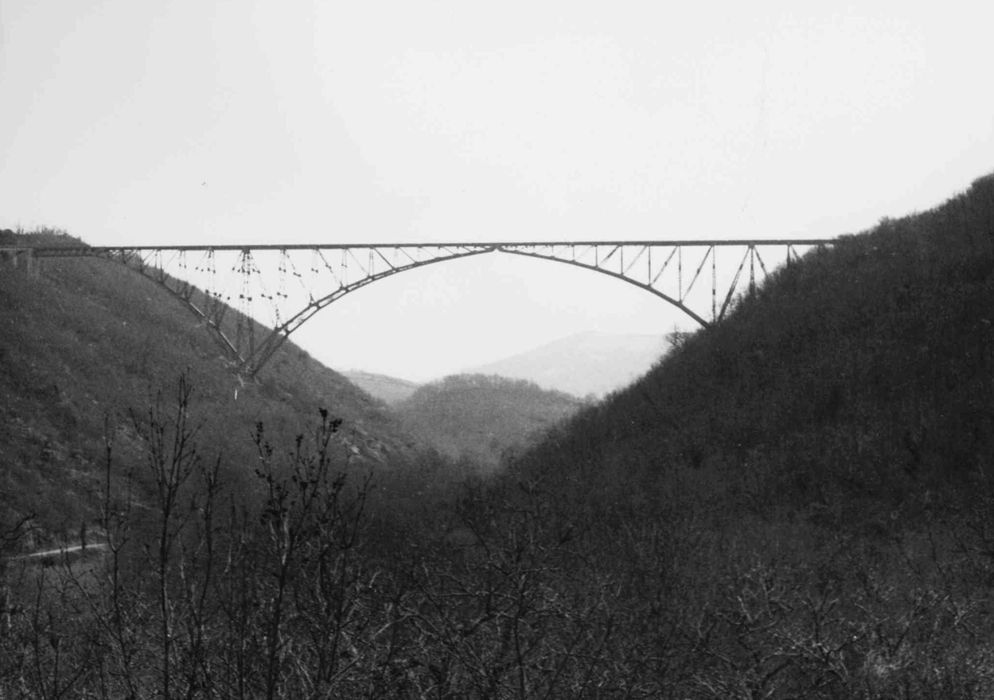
2,1,993,380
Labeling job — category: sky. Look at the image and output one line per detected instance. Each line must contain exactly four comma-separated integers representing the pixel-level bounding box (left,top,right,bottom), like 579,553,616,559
2,1,993,381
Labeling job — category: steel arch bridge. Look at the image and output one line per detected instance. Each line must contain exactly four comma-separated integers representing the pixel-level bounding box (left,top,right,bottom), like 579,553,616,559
19,239,833,376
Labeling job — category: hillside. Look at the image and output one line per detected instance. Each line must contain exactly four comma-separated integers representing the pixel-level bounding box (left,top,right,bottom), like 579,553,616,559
484,172,994,694
517,177,994,512
343,369,420,404
0,230,432,542
394,373,583,469
464,330,670,397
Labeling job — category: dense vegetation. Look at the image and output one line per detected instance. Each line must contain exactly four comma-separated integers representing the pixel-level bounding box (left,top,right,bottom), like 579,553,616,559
2,171,994,697
495,172,994,695
0,230,435,545
395,373,583,469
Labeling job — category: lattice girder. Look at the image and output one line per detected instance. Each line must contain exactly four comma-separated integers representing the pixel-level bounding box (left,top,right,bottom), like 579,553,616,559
25,239,832,376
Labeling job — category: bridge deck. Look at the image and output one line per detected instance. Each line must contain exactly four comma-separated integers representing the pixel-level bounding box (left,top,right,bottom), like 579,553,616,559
24,238,836,255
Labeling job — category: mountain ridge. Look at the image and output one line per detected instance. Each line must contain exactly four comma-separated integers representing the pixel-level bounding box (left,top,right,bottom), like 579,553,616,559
462,330,671,398
343,369,420,405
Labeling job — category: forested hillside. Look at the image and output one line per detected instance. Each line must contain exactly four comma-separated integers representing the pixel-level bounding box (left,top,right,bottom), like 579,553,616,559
487,171,994,695
0,230,433,544
519,174,994,515
395,373,583,469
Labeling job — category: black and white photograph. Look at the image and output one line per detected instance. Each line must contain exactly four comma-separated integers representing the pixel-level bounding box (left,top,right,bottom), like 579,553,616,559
2,1,994,696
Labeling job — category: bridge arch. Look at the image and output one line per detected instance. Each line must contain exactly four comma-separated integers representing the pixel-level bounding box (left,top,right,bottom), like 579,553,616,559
27,239,831,376
495,245,710,326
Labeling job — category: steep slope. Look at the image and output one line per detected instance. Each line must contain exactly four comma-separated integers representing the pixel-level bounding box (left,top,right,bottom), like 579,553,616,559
0,231,427,540
479,172,994,694
519,177,994,516
395,373,583,469
464,331,671,397
343,369,420,404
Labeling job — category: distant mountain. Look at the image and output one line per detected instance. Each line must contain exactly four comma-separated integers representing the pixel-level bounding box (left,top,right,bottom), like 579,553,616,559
464,331,671,398
344,370,420,405
395,374,583,470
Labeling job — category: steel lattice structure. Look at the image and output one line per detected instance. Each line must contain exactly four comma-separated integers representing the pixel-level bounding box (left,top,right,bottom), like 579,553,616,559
18,239,834,376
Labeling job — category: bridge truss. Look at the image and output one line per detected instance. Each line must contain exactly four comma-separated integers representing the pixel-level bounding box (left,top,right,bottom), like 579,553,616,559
25,239,832,376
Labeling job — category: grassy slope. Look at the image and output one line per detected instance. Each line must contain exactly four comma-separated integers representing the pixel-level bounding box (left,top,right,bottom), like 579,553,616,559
395,373,583,469
0,232,424,540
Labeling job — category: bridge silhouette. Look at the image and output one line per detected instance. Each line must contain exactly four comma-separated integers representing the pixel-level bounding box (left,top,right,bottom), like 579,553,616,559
16,239,833,376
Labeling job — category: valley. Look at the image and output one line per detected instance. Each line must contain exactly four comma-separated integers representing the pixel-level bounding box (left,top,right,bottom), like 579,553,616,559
2,172,994,696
